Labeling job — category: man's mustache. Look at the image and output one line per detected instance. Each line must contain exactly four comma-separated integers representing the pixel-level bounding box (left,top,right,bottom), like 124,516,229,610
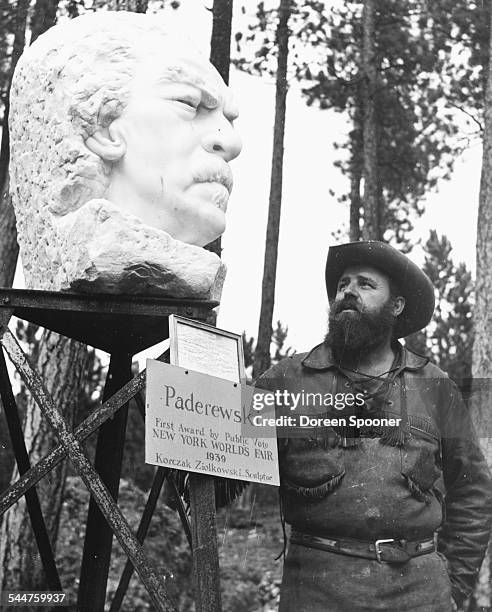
334,297,362,314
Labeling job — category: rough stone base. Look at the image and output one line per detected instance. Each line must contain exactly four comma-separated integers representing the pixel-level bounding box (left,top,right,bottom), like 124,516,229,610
36,199,227,300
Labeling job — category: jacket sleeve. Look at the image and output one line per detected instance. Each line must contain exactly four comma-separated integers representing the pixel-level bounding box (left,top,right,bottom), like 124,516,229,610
438,379,492,607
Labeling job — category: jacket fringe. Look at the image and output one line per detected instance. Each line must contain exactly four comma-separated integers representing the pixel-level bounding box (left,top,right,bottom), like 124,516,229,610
402,473,431,505
407,414,440,440
379,421,412,447
169,469,249,509
282,471,345,498
333,420,412,448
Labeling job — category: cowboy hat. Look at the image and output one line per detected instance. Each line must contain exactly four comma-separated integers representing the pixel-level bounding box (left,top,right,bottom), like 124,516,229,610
325,241,435,338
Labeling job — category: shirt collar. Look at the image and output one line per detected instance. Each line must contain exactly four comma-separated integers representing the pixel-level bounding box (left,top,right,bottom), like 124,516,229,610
301,341,429,372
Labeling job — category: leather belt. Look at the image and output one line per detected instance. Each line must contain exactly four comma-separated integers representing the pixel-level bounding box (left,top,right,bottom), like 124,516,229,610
290,529,437,564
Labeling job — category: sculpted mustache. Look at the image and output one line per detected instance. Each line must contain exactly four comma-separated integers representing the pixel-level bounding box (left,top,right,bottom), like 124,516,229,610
193,166,233,192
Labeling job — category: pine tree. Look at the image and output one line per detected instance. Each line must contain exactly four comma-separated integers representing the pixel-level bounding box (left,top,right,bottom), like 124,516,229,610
470,1,492,606
244,320,293,376
252,0,294,378
418,231,473,385
235,1,473,247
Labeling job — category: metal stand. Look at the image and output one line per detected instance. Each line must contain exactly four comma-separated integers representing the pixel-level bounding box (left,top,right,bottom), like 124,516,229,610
0,288,223,612
78,353,133,610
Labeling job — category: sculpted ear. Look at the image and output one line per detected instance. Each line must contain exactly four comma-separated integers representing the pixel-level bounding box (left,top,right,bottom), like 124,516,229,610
85,122,126,162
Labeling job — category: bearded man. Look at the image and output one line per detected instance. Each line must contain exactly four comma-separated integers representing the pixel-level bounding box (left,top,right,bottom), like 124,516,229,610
257,241,492,611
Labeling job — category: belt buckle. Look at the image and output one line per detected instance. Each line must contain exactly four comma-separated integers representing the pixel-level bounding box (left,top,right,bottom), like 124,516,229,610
374,538,397,563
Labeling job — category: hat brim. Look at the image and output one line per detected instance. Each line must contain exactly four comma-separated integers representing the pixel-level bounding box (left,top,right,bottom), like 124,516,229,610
325,241,435,338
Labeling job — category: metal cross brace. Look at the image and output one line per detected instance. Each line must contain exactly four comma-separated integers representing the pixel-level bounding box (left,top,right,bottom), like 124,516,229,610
0,309,61,591
0,359,148,515
0,322,177,612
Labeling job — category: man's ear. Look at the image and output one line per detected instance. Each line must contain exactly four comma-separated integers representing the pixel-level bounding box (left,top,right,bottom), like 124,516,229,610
85,122,126,162
393,296,405,317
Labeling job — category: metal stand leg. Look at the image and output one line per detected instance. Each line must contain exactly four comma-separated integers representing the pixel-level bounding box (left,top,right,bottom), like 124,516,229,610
78,352,132,610
133,390,193,547
109,467,167,612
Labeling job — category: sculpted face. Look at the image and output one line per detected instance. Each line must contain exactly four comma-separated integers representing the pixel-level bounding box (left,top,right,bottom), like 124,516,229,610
87,54,242,247
9,12,242,297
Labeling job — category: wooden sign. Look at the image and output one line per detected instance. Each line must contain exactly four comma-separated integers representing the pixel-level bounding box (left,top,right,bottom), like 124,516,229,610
145,360,279,486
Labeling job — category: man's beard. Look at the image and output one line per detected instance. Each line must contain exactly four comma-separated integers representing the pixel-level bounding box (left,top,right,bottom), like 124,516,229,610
325,296,397,364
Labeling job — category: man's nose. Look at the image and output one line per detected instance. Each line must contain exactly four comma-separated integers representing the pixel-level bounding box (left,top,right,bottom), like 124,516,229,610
202,117,242,162
343,283,358,299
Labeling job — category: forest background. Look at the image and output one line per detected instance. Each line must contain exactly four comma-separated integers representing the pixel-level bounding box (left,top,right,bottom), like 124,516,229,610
0,0,491,610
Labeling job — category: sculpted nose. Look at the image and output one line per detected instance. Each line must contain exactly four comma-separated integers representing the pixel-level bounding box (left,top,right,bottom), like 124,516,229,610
202,120,242,162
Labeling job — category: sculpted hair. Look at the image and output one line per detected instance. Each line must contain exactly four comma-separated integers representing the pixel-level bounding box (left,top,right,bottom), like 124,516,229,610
9,12,185,215
9,12,191,288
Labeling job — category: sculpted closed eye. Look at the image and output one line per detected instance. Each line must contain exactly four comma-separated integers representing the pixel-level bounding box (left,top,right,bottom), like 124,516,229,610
174,96,200,109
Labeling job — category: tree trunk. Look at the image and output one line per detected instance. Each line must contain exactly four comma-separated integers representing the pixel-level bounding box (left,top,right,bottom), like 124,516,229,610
0,181,18,288
349,124,363,242
0,332,89,590
210,0,233,85
349,171,362,242
0,0,30,287
0,0,30,188
252,0,292,379
30,0,58,44
207,0,234,257
360,0,381,241
471,4,492,608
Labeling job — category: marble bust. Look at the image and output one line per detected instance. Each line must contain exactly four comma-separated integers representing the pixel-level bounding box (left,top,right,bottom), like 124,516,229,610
9,11,242,298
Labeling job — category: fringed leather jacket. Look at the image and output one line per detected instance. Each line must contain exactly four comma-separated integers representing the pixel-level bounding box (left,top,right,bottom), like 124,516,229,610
258,342,492,607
